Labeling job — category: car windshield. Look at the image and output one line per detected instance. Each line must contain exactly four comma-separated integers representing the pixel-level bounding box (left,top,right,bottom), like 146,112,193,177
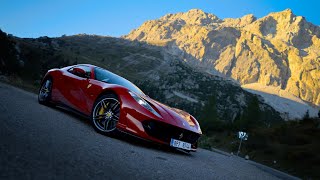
94,67,145,96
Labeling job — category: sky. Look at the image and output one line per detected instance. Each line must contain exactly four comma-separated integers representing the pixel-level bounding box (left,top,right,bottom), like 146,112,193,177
1,0,319,38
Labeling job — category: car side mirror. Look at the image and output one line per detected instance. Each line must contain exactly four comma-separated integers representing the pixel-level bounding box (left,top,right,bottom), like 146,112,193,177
73,67,89,78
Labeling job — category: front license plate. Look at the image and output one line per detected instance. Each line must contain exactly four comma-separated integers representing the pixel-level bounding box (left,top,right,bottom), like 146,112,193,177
170,138,191,150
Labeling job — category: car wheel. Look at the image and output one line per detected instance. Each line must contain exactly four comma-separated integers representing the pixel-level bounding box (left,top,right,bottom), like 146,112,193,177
38,78,53,105
91,93,120,135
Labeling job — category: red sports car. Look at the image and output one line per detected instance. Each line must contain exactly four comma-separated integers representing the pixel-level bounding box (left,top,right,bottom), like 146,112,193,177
38,64,202,151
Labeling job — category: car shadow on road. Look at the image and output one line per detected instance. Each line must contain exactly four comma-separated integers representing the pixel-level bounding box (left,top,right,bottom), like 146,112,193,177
50,104,193,157
114,131,193,156
51,105,91,125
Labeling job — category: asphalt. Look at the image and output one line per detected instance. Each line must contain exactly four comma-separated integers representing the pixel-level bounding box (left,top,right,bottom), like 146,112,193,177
0,82,300,180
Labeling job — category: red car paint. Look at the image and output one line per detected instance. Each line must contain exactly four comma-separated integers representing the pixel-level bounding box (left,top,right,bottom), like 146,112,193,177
41,64,202,151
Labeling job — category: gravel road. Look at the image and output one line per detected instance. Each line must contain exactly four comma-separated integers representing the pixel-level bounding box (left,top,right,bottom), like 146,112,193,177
0,82,299,180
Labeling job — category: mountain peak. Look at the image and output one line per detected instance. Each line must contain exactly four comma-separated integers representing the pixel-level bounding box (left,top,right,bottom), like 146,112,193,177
223,14,256,27
182,9,221,25
282,8,293,14
186,9,206,15
158,9,221,26
268,8,296,19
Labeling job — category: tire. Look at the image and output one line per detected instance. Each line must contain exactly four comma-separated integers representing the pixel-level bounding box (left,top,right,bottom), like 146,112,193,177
91,93,120,135
38,77,53,105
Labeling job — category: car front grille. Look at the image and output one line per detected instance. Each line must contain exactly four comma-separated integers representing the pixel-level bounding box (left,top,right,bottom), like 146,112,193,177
142,120,200,146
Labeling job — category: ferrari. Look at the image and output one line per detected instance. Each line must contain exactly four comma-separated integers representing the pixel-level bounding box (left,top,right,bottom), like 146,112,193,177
38,64,202,151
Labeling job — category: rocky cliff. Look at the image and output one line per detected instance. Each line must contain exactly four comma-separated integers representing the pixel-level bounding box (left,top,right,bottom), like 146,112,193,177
124,9,320,106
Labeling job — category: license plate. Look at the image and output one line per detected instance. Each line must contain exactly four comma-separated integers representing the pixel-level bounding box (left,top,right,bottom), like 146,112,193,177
170,138,191,150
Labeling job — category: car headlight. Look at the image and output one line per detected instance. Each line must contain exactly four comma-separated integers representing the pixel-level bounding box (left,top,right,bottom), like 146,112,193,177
129,91,161,118
193,117,202,134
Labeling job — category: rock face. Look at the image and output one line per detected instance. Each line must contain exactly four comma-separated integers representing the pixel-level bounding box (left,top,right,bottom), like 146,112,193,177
124,9,320,106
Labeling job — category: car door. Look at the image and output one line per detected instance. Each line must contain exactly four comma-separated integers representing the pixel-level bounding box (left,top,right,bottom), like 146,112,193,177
63,65,92,114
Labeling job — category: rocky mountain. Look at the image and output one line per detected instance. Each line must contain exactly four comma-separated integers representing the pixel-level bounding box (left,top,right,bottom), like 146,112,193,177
0,30,282,127
124,9,320,109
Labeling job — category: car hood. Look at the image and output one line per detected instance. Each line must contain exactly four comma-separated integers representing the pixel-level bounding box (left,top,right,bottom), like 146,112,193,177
143,96,202,134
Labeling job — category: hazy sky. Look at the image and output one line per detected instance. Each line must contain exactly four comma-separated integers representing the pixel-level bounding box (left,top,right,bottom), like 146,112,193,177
1,0,319,38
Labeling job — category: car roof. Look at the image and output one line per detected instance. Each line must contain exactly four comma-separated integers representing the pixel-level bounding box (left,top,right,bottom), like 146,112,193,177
75,64,96,68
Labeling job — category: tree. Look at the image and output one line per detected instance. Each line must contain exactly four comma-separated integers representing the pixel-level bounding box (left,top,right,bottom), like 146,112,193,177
234,96,262,131
303,110,310,120
0,29,19,74
199,94,222,133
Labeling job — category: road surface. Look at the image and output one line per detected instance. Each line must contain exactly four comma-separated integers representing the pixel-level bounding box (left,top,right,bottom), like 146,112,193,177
0,82,298,180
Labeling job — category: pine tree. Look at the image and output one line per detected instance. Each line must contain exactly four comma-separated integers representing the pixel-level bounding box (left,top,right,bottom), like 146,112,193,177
0,29,19,74
303,110,310,120
234,96,262,131
200,95,220,133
